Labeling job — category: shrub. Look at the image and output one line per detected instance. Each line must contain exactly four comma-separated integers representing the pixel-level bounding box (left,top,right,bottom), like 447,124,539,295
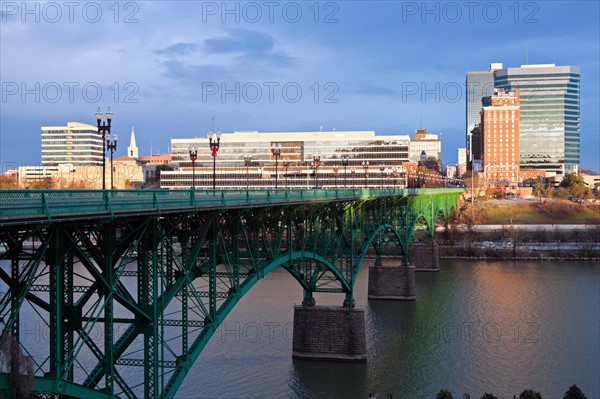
563,384,587,399
520,389,542,399
435,389,453,399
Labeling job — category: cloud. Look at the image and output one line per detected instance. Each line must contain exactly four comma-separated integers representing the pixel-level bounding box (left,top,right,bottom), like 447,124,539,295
204,29,274,54
352,84,398,97
161,60,229,82
154,42,200,57
154,29,297,83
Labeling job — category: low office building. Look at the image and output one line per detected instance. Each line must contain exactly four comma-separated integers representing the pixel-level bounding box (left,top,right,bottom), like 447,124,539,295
161,130,410,189
409,130,441,162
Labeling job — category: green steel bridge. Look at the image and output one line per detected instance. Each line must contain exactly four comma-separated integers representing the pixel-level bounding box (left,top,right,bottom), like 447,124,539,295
0,187,462,398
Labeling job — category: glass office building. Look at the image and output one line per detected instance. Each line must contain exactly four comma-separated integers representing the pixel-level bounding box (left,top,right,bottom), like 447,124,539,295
494,64,580,175
466,64,502,170
161,131,411,189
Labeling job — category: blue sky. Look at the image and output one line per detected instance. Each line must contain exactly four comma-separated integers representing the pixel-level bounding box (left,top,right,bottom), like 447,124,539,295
1,1,599,171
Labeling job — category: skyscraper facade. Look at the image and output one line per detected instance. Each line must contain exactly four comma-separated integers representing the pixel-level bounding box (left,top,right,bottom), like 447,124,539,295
494,64,580,176
466,63,503,170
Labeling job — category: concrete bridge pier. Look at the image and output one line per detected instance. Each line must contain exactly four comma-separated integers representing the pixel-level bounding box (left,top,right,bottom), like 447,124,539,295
367,261,416,300
409,242,440,272
292,302,367,361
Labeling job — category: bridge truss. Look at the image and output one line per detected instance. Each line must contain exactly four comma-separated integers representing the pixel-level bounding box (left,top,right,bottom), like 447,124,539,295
0,188,461,398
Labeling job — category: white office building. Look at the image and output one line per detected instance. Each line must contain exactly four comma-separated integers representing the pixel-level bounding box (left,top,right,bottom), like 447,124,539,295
41,122,103,166
408,130,441,162
161,130,411,189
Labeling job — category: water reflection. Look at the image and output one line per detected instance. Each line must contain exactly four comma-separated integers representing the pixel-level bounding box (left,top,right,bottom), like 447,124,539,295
183,261,599,399
4,260,599,398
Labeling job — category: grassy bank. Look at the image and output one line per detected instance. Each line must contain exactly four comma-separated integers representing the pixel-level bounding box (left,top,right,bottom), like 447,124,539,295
467,199,600,225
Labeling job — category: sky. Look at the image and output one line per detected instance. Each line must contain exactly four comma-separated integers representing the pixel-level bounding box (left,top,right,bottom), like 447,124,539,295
1,0,599,171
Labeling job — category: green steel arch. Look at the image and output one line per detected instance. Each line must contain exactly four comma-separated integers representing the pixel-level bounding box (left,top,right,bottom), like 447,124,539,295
0,188,462,398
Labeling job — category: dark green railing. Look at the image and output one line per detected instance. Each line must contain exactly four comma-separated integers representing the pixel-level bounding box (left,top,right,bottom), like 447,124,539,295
0,188,464,226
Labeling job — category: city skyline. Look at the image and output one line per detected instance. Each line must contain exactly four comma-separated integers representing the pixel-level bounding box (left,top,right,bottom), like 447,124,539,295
1,1,598,171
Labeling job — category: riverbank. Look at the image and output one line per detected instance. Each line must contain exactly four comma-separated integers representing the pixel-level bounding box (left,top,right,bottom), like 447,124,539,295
438,245,600,261
431,221,599,260
462,198,600,225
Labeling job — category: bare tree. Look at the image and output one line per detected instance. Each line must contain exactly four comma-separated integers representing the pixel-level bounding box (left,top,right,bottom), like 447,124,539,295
0,333,34,399
459,201,484,253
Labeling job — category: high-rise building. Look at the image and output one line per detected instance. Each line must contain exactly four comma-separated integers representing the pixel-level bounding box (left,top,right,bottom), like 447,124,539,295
494,64,580,176
466,63,503,170
41,122,102,166
482,88,521,183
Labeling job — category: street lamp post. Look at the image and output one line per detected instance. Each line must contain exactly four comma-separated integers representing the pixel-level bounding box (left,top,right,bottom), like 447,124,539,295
333,166,339,187
257,167,262,188
271,143,282,189
70,167,76,188
209,131,221,190
283,158,290,188
244,154,252,189
362,161,369,187
351,167,356,187
312,154,321,188
107,133,118,189
386,168,390,188
341,155,349,188
379,163,384,188
95,107,112,189
189,147,198,188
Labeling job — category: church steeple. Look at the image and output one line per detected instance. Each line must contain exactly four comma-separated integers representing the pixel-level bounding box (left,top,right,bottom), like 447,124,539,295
128,127,138,159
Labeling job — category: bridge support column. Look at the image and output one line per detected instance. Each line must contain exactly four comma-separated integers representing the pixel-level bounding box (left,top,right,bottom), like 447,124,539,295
292,304,366,361
368,263,416,300
409,242,440,272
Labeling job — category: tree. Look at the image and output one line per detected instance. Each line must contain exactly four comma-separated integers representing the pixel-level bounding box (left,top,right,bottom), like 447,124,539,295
0,333,34,399
563,384,587,399
543,185,555,201
555,188,571,201
435,389,454,399
560,172,585,189
481,394,498,399
534,180,545,203
0,175,19,189
560,173,590,201
441,207,459,245
464,171,485,199
519,389,542,399
27,177,52,189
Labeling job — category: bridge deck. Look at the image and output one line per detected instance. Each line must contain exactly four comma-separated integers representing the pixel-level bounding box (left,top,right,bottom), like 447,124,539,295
0,188,463,226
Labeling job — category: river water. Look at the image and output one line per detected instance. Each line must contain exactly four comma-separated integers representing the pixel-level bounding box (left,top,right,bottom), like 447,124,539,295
2,260,598,398
178,260,600,399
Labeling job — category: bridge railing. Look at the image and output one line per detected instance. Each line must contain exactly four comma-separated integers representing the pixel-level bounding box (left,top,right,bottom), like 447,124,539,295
0,188,464,225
